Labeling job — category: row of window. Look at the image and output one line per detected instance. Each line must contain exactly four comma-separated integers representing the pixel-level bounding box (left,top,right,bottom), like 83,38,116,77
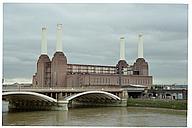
87,77,150,85
68,65,116,74
67,65,136,75
69,66,115,71
121,78,150,85
92,77,111,84
70,69,115,74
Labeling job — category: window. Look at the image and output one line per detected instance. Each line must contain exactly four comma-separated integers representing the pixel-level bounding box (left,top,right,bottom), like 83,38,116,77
96,78,99,83
107,78,109,84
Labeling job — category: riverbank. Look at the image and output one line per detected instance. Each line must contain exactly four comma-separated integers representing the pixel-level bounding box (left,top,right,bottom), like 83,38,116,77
127,99,187,110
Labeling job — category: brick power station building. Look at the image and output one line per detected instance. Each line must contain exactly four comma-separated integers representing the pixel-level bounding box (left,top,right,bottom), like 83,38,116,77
32,24,152,88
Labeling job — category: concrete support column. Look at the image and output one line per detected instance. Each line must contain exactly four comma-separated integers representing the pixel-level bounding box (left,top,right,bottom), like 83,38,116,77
121,90,128,107
122,90,128,99
58,92,64,101
50,92,68,111
56,101,68,111
64,93,67,97
56,93,58,100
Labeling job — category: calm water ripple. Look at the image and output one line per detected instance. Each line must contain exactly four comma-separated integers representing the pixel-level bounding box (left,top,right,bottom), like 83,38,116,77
2,107,187,127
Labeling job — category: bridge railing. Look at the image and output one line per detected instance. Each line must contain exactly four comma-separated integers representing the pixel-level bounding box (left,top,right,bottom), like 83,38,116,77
2,85,123,92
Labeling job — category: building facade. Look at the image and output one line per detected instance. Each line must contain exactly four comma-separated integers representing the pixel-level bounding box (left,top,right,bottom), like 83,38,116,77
32,24,152,88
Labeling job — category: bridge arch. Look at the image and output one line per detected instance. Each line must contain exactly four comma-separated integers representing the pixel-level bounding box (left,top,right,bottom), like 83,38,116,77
2,91,57,103
65,91,121,103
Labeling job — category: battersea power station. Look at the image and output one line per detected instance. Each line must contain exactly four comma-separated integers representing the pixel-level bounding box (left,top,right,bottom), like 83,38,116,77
32,24,153,88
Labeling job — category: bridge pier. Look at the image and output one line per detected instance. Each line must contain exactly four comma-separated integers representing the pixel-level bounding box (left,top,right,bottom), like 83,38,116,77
120,90,128,105
52,92,69,111
51,100,68,111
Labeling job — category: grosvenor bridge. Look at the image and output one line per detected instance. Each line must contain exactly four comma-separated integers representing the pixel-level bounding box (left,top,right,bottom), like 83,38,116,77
2,86,129,111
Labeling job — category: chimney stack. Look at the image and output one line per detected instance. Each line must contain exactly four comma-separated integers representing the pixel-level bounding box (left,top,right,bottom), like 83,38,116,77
56,24,63,52
41,27,47,55
120,37,125,60
138,33,143,58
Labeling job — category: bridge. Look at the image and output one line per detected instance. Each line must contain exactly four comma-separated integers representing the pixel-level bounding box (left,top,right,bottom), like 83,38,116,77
2,86,128,111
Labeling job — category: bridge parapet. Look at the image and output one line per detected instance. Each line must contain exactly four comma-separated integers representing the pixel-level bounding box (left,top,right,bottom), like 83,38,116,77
3,86,123,93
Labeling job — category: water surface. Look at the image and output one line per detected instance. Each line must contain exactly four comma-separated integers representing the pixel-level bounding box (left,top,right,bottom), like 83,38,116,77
2,107,187,127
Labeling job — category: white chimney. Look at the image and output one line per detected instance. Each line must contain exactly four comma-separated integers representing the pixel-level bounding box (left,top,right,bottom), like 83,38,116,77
56,24,63,52
138,33,143,58
120,37,125,60
41,27,47,55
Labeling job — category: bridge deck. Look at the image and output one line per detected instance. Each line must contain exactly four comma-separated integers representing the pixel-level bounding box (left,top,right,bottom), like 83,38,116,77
2,87,123,93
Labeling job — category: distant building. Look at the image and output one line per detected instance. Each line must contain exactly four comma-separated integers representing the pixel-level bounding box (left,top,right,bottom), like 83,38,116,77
148,84,188,100
32,24,153,88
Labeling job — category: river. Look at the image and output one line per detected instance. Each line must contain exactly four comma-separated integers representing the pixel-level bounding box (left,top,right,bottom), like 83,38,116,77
2,106,187,127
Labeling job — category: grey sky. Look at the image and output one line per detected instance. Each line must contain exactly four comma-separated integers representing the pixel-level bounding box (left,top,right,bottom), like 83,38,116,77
3,3,188,84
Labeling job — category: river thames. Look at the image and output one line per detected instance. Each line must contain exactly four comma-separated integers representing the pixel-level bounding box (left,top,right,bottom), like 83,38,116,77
2,107,187,127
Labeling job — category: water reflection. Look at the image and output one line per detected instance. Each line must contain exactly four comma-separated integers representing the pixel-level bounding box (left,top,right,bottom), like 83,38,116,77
3,107,187,127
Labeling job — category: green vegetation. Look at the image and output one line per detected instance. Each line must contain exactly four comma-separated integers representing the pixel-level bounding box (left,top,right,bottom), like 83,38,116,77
127,99,187,110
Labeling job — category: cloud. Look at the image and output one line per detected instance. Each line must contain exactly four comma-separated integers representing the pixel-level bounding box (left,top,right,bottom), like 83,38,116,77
3,3,188,84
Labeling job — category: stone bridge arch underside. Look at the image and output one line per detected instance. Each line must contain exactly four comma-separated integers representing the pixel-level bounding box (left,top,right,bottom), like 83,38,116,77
3,92,59,111
65,91,121,105
3,91,57,103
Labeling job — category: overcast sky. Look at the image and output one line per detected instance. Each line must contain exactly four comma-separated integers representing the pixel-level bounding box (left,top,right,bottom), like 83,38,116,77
3,3,188,85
